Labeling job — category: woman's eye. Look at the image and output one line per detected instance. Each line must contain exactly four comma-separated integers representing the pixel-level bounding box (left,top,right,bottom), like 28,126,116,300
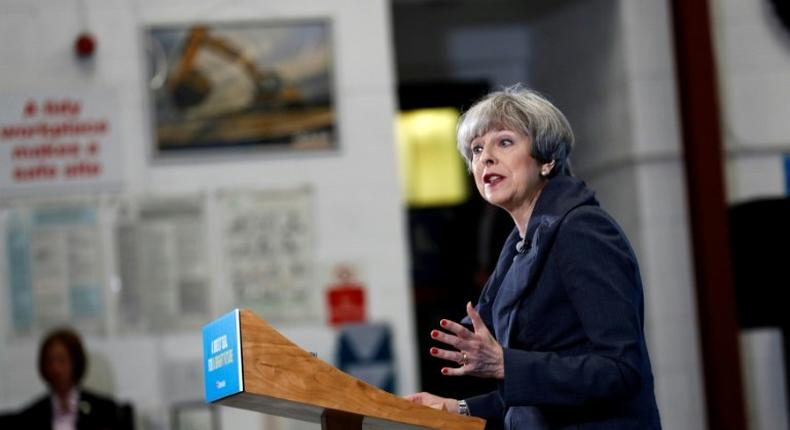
471,145,483,154
500,139,513,146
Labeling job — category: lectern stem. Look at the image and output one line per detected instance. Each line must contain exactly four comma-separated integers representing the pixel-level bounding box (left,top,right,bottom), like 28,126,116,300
321,409,363,430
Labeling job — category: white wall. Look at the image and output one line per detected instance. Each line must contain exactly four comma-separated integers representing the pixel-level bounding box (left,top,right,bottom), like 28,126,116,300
0,0,416,429
712,0,790,202
620,2,708,428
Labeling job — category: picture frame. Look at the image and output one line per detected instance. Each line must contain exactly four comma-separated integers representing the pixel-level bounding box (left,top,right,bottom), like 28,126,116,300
146,19,336,157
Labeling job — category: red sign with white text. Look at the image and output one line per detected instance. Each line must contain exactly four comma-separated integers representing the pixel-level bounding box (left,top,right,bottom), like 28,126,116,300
0,89,122,195
326,265,367,326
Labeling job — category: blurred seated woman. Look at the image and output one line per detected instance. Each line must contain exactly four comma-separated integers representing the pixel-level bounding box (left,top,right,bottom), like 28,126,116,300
17,328,130,430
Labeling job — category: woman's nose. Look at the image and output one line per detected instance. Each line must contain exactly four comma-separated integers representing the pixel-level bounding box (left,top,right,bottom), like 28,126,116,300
481,146,496,164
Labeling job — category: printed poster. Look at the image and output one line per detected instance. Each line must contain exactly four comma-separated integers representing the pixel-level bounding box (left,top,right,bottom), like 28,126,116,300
114,196,210,333
218,187,316,322
0,88,122,196
3,202,106,336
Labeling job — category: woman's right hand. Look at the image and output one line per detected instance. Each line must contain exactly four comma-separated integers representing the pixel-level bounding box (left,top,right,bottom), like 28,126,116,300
404,392,459,414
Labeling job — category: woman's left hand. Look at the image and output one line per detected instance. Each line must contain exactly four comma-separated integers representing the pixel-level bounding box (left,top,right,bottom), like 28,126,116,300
430,302,505,379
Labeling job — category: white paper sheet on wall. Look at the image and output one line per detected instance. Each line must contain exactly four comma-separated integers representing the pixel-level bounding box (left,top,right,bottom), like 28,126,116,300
3,202,106,337
218,186,316,323
0,88,123,196
115,196,210,334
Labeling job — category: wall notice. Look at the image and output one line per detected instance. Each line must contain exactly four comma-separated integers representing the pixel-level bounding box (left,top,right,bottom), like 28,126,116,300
3,203,106,337
0,89,122,195
115,196,210,333
218,187,316,322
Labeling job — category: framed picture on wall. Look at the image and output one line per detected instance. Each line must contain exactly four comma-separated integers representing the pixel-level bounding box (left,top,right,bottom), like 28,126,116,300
146,19,336,157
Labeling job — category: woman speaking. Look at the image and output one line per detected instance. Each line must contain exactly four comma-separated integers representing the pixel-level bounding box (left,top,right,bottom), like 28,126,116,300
406,86,661,429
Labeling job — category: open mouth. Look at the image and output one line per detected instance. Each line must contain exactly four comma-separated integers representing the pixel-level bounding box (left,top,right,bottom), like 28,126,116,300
483,173,504,185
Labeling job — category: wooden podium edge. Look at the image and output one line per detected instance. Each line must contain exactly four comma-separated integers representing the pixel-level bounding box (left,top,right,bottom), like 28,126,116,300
216,309,485,430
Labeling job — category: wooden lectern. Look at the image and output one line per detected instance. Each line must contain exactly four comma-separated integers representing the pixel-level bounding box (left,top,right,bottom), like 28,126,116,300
204,309,486,430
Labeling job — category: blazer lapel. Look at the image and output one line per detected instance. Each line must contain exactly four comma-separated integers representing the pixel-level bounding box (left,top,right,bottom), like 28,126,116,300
465,228,522,329
492,214,561,346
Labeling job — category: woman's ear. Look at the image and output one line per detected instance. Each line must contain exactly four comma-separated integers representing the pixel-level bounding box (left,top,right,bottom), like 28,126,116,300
541,160,556,177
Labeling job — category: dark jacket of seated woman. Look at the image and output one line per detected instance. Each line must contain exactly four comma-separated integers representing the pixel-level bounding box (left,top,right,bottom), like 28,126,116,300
15,327,130,430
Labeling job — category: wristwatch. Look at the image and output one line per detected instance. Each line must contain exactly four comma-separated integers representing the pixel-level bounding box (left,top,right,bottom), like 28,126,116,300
458,399,470,416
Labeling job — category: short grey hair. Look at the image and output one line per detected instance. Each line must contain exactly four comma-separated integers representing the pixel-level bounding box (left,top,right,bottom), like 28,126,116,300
456,84,574,177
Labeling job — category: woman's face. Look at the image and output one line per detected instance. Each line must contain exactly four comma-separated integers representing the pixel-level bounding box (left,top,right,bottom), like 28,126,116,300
470,127,546,214
43,341,74,394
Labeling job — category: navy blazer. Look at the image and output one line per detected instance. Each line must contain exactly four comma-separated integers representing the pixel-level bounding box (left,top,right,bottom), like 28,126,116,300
464,176,661,429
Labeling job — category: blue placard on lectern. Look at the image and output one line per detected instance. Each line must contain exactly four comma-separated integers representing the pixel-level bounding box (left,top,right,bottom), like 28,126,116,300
202,309,244,403
784,153,790,196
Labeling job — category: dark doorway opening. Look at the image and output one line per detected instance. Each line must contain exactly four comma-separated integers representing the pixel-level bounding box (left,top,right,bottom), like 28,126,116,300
729,197,790,414
399,80,512,398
